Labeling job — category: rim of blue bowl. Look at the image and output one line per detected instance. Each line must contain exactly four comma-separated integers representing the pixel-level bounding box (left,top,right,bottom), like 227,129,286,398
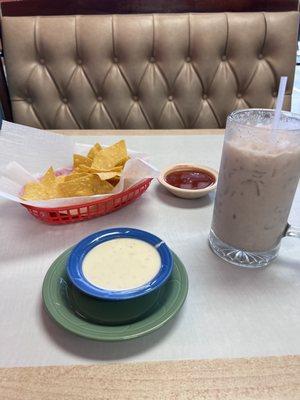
67,227,174,300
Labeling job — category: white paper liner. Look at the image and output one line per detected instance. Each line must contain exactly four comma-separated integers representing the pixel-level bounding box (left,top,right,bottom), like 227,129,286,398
0,121,158,208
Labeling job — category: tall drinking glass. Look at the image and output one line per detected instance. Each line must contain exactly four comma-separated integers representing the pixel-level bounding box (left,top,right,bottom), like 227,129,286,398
209,109,300,268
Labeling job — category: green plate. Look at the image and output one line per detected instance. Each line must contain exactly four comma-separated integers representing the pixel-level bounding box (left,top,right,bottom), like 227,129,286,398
42,248,189,341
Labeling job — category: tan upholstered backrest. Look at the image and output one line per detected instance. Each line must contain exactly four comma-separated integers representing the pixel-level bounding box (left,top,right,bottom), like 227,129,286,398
1,12,299,129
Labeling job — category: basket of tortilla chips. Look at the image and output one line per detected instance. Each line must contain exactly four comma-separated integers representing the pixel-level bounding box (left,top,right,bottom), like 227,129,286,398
18,140,153,224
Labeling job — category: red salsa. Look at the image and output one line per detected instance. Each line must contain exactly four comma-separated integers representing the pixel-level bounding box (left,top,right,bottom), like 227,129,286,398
165,169,215,190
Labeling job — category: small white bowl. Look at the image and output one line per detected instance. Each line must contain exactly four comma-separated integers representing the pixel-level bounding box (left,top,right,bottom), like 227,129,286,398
158,164,218,199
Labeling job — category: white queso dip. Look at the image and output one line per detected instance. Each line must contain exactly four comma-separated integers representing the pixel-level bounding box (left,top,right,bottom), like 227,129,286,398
82,238,161,290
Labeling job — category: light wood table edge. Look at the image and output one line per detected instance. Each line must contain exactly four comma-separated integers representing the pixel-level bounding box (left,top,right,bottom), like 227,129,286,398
52,129,224,136
1,355,299,400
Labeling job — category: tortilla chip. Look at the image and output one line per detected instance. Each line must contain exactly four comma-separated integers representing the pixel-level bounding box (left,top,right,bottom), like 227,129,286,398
40,167,56,187
101,166,123,173
87,143,102,159
26,167,59,199
57,174,113,197
57,175,96,197
64,172,90,181
116,156,130,167
96,171,121,181
91,154,115,171
94,179,114,194
22,182,50,200
55,175,66,183
92,140,128,170
78,165,124,174
74,164,101,174
73,154,92,169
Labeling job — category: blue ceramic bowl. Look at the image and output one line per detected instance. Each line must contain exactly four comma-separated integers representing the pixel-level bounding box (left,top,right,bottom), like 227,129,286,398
67,227,173,300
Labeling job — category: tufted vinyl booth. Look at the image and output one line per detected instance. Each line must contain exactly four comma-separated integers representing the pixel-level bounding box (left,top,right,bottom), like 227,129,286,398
1,12,299,129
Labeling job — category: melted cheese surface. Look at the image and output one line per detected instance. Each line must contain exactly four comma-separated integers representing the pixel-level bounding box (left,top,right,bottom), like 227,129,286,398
82,238,161,290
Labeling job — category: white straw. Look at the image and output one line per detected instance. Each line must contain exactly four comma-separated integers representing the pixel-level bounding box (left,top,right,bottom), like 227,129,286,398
272,76,288,137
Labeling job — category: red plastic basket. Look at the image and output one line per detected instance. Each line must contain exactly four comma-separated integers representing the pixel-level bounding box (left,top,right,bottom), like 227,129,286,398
21,178,152,224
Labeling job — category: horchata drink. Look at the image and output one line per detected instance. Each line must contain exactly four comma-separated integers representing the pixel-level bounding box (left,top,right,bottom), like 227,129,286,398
209,109,300,268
